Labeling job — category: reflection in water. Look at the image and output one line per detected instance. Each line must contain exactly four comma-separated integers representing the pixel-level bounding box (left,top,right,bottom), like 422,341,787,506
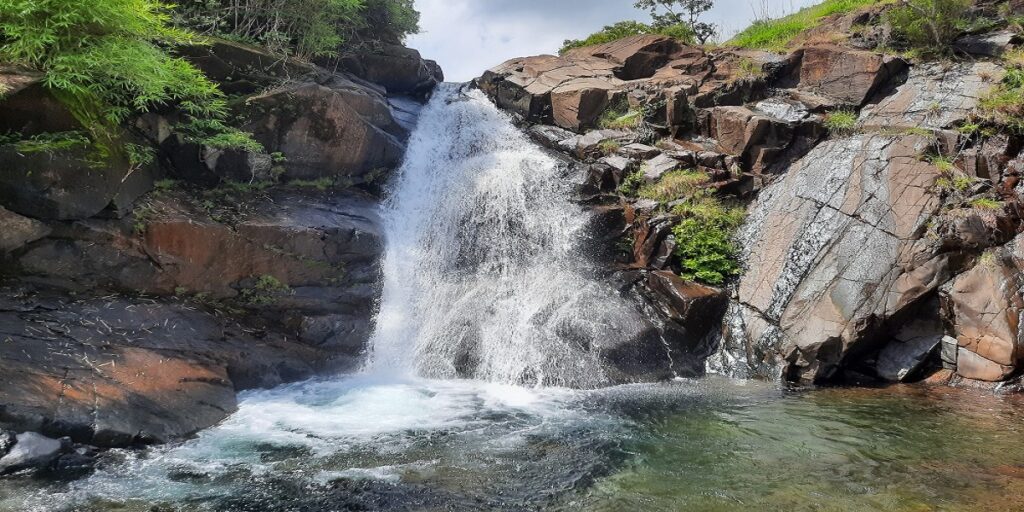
2,378,1024,511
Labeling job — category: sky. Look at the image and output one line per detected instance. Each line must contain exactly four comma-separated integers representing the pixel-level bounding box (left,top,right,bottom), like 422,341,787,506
407,0,823,82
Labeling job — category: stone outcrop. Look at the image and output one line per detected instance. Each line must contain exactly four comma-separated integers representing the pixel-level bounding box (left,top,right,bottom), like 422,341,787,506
791,46,906,106
0,206,49,253
341,44,444,97
943,235,1024,381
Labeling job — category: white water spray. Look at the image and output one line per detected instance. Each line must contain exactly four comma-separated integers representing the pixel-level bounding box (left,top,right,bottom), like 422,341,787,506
365,84,638,388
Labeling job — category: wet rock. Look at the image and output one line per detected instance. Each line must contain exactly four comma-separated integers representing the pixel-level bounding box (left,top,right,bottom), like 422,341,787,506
954,31,1017,58
0,206,50,253
730,134,946,383
0,432,63,474
0,430,14,459
645,271,728,339
242,77,406,182
529,124,577,150
944,235,1024,382
795,46,906,106
860,62,1004,131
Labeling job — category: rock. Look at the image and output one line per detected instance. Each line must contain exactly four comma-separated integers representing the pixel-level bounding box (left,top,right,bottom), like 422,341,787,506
954,31,1017,58
0,432,63,474
0,142,154,220
645,271,728,340
730,134,946,383
944,235,1024,382
529,124,577,150
0,68,79,135
564,35,682,80
575,129,628,160
550,78,616,130
860,62,1004,131
642,153,680,182
242,78,406,182
795,46,906,106
0,285,328,446
754,98,809,123
342,44,442,97
620,143,661,159
0,206,50,253
159,134,274,186
178,39,316,95
599,155,633,174
876,314,943,382
706,106,795,172
0,430,14,458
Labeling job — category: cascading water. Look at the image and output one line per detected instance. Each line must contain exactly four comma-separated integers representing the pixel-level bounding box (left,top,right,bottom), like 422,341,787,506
366,83,640,388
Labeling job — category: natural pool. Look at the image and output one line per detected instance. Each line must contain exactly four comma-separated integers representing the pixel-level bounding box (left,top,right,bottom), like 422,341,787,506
2,376,1023,511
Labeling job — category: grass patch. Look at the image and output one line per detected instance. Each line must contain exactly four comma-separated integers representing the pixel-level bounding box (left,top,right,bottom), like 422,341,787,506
729,0,883,51
599,108,643,130
671,196,746,285
0,130,92,154
979,67,1024,134
969,197,1003,210
824,109,858,135
289,177,336,190
598,139,622,156
885,0,971,56
638,170,709,203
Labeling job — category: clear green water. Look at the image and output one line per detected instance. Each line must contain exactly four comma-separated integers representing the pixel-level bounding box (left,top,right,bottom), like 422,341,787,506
2,376,1024,511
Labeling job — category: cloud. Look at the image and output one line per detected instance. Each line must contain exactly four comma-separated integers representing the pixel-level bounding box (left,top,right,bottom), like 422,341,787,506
408,0,822,82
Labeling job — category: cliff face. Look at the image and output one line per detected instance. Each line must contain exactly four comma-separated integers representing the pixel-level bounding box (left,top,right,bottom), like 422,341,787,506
0,39,441,456
476,1,1024,388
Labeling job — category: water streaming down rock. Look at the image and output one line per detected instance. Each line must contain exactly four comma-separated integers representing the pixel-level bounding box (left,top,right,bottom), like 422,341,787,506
364,84,648,388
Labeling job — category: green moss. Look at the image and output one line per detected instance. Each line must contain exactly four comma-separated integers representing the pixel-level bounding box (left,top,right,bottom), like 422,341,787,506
289,177,336,190
729,0,884,51
638,170,709,203
239,274,293,306
671,196,746,285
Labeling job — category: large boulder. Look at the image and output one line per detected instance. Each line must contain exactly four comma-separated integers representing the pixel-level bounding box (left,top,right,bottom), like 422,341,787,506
0,285,325,447
706,106,796,173
342,44,443,97
0,68,79,135
0,432,64,475
564,34,683,80
727,134,946,382
242,78,406,182
943,235,1024,381
177,39,317,95
794,46,906,106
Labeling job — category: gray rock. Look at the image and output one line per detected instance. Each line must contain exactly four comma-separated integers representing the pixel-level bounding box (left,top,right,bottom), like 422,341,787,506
620,143,661,159
954,31,1017,58
0,432,62,474
642,153,679,182
0,206,49,253
599,155,633,173
877,315,943,382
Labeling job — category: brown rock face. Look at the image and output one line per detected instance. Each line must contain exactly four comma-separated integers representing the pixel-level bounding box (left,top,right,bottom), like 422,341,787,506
243,79,406,182
565,35,683,80
732,134,945,382
944,235,1024,381
707,106,795,172
795,46,906,106
342,44,444,96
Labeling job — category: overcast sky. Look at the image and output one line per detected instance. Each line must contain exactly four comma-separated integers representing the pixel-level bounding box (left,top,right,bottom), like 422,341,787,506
407,0,822,82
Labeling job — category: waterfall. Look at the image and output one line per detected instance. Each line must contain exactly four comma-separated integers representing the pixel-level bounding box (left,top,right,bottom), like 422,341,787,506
364,84,637,388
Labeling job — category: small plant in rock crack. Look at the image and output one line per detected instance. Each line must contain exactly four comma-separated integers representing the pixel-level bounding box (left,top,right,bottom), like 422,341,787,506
239,275,293,306
598,139,622,156
969,197,1004,210
824,109,858,135
618,169,647,196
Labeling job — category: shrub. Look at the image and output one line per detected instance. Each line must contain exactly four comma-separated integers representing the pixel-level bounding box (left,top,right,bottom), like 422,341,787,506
0,0,225,127
0,131,92,154
729,0,881,51
980,68,1024,134
885,0,971,55
239,274,293,305
671,196,746,285
638,170,709,202
824,109,859,134
561,20,695,54
618,169,647,196
179,119,264,152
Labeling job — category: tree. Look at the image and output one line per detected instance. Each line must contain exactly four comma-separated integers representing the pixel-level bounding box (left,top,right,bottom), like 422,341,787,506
634,0,717,45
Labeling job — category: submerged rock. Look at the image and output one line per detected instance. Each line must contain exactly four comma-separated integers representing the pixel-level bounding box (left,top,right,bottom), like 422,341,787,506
0,432,64,475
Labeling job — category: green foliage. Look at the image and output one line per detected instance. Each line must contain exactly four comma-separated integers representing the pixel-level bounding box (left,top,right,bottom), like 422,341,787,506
824,109,859,134
239,274,293,305
560,21,695,54
634,0,717,44
125,142,156,167
0,0,225,126
179,119,264,152
969,197,1003,210
638,170,709,202
599,107,643,130
619,169,647,196
174,0,419,59
729,0,882,51
598,140,622,156
0,131,92,154
980,68,1024,134
885,0,970,55
670,196,746,285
